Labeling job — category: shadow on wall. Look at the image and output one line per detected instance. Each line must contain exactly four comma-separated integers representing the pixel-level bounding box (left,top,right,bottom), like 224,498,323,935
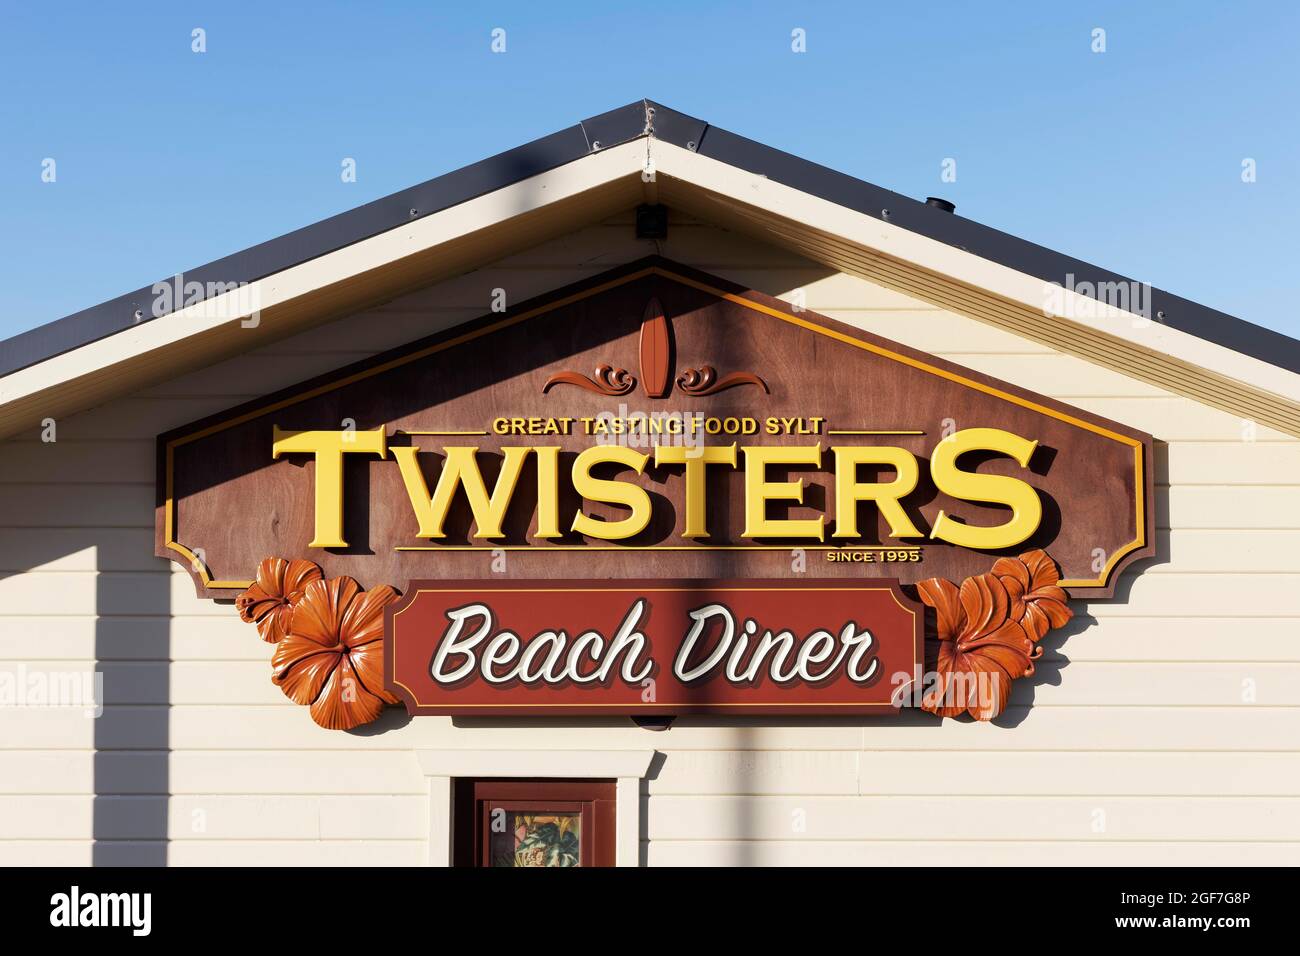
385,464,1168,868
690,472,1170,861
631,725,758,866
93,553,170,865
0,518,171,865
997,455,1170,727
14,236,1159,866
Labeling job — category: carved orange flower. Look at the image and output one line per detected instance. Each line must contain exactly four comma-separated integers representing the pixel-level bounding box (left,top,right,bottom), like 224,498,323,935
916,572,1039,721
992,548,1073,642
235,558,323,643
271,577,401,730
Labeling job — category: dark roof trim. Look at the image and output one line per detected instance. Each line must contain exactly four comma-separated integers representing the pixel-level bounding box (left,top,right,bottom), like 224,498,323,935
3,98,1297,381
0,102,648,379
662,103,1300,377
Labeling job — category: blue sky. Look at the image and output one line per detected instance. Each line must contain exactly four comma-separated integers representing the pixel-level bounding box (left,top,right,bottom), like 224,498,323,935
1,1,1297,340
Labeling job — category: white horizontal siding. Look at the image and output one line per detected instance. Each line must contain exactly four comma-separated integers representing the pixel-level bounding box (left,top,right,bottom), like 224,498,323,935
3,658,1293,708
0,842,92,866
165,841,425,866
645,795,1300,841
8,705,1292,752
6,568,1300,618
646,841,1300,866
1,216,1298,866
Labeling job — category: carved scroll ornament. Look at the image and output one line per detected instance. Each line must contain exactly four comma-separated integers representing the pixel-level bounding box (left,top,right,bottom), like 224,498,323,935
544,296,767,398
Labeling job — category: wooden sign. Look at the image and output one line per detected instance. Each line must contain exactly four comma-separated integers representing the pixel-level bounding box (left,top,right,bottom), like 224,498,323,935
385,579,922,716
156,257,1154,600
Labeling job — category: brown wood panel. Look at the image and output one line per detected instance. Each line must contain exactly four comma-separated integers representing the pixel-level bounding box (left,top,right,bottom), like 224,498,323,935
156,257,1154,599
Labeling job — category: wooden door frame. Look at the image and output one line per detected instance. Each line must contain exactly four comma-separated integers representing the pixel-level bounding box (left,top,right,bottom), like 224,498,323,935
417,749,657,867
458,779,617,867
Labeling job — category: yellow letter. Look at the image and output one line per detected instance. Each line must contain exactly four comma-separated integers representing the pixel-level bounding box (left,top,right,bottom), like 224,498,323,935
742,445,825,539
533,446,561,539
653,444,738,538
832,446,923,539
929,428,1042,549
272,426,387,548
392,446,531,540
570,446,651,540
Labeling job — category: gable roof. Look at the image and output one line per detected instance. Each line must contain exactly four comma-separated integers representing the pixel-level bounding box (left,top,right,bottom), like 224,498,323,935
2,99,1298,439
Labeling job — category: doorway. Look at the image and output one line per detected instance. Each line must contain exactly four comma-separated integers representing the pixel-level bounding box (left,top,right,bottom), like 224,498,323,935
452,778,617,867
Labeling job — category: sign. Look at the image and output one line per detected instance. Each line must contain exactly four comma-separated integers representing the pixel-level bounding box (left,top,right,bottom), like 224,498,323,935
385,579,922,715
157,258,1154,599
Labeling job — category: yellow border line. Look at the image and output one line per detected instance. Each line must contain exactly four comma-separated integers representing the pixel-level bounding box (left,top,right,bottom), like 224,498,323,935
395,544,922,552
827,429,926,436
399,430,489,436
389,583,919,709
165,265,1145,590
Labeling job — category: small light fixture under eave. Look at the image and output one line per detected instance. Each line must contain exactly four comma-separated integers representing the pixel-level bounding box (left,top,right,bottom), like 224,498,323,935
636,203,669,240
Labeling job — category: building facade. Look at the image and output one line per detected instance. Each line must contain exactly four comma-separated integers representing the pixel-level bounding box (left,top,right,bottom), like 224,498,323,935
2,101,1298,866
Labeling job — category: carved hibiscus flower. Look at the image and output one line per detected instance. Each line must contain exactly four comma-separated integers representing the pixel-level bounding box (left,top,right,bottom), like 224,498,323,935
271,577,401,730
916,572,1039,721
235,558,323,643
992,549,1073,642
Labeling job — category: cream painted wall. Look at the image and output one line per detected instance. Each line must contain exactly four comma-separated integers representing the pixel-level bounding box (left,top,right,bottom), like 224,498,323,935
2,211,1298,865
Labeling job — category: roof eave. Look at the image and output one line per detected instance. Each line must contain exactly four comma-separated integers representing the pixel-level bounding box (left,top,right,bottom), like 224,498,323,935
0,139,648,439
1,98,1297,439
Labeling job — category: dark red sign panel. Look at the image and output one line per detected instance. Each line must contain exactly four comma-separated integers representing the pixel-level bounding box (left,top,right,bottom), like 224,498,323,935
385,579,923,716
